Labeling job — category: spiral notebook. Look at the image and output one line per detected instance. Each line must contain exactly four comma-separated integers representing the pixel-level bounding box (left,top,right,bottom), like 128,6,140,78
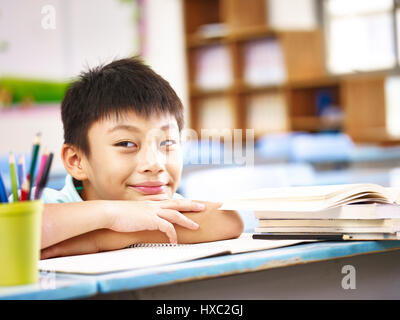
38,233,305,274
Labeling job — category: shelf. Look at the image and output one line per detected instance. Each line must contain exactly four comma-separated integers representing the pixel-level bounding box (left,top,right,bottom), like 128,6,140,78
186,26,278,48
190,83,288,97
190,80,346,97
189,85,238,97
239,83,286,94
183,0,398,145
186,34,231,48
291,116,342,131
287,77,341,89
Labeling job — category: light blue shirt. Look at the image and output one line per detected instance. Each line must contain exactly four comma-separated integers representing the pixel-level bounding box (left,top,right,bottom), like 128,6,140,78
9,174,183,203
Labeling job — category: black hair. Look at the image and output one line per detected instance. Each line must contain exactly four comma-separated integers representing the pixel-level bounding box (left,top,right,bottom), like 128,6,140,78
61,56,184,156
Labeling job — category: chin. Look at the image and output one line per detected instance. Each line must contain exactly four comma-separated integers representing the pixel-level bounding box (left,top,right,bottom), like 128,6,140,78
142,193,171,201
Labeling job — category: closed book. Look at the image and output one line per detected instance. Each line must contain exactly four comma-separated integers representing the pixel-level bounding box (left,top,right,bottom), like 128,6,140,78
257,219,400,228
254,226,400,234
253,204,400,220
252,233,400,241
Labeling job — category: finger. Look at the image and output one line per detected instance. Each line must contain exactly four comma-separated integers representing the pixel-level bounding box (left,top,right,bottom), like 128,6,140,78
155,217,178,244
158,209,199,230
159,199,205,212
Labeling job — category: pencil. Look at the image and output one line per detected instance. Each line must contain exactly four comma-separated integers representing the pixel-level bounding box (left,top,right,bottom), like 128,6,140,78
27,132,41,200
0,171,8,203
20,174,30,201
17,155,25,189
34,152,53,200
9,152,19,202
33,148,49,200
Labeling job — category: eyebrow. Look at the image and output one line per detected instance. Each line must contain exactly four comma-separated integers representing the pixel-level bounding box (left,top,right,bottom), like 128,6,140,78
107,123,178,133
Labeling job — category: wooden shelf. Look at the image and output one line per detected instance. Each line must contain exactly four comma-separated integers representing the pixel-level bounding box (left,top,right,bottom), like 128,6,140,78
183,0,398,145
291,116,342,131
189,85,238,97
186,26,278,48
186,34,230,48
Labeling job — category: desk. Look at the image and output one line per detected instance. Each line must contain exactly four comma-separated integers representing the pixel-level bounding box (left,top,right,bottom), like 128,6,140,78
2,240,400,300
0,272,97,300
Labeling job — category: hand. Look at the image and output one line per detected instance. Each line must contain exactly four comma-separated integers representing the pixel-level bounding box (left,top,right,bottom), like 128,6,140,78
105,199,205,243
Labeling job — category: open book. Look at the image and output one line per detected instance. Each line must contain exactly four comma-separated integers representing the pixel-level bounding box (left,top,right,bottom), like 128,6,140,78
220,183,400,212
38,233,305,274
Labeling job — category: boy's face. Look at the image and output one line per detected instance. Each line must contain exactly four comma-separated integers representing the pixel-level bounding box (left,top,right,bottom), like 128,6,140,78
79,111,183,201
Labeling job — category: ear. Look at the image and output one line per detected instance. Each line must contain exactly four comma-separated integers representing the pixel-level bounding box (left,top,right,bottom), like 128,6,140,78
61,144,88,181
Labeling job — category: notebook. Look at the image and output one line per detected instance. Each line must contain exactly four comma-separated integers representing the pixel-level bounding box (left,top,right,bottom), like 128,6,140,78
38,233,306,274
220,184,400,212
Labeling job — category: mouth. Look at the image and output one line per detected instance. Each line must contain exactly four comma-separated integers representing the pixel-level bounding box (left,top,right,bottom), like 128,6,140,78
128,181,168,195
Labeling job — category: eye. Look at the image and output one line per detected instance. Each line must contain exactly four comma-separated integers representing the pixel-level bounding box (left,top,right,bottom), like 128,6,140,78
115,141,137,148
160,139,177,148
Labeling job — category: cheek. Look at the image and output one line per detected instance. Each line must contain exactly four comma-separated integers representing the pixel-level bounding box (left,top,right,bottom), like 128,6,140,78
95,151,133,183
166,150,183,181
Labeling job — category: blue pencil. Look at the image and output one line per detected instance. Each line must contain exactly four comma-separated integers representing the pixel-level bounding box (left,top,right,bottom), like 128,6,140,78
0,171,9,203
17,155,25,189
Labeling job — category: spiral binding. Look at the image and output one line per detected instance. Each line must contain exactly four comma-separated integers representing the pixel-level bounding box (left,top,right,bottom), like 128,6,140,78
127,243,190,248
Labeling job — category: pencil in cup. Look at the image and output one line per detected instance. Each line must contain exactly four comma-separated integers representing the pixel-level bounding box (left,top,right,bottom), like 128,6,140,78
34,152,53,200
0,171,9,203
20,174,30,202
27,133,41,200
33,148,49,200
17,155,25,190
9,152,19,202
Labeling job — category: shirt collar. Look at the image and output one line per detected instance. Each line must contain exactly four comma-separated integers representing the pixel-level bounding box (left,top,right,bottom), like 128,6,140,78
61,174,84,202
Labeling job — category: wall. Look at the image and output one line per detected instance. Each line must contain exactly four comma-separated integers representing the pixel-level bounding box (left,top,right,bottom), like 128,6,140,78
0,0,189,176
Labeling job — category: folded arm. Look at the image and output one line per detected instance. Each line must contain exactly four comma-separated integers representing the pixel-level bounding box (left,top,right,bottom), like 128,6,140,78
41,201,243,259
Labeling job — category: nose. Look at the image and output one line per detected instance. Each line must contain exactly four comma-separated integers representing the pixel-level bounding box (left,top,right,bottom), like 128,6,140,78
137,143,165,174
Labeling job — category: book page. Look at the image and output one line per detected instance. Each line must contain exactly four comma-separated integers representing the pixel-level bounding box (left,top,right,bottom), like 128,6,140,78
220,184,394,211
384,187,400,204
233,184,387,201
38,234,304,274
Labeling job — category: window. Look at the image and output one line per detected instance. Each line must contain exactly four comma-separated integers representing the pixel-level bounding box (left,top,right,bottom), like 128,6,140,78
323,0,397,74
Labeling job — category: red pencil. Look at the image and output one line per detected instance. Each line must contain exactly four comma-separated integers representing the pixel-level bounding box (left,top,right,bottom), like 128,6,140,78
20,174,30,201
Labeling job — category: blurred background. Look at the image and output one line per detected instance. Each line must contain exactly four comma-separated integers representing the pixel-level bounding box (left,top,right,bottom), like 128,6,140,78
2,0,400,230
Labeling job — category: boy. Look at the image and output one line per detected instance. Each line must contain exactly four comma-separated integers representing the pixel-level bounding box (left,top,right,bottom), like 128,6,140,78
40,57,243,259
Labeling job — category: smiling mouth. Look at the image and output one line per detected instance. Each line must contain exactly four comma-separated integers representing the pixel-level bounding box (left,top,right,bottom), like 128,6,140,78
128,183,168,195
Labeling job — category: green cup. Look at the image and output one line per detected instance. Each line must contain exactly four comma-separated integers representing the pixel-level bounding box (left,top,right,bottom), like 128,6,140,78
0,200,43,286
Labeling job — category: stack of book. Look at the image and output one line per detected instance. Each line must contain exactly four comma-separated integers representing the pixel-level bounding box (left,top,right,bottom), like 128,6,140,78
220,184,400,240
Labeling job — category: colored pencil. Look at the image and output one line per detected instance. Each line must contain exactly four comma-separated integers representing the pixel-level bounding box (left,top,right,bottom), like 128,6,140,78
0,171,8,203
17,155,25,189
33,148,49,200
34,152,53,200
20,174,30,201
27,133,41,200
9,152,19,202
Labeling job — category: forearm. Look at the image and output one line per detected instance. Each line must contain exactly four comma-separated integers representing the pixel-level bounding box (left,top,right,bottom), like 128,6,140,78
41,201,112,249
86,201,244,249
41,201,244,259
